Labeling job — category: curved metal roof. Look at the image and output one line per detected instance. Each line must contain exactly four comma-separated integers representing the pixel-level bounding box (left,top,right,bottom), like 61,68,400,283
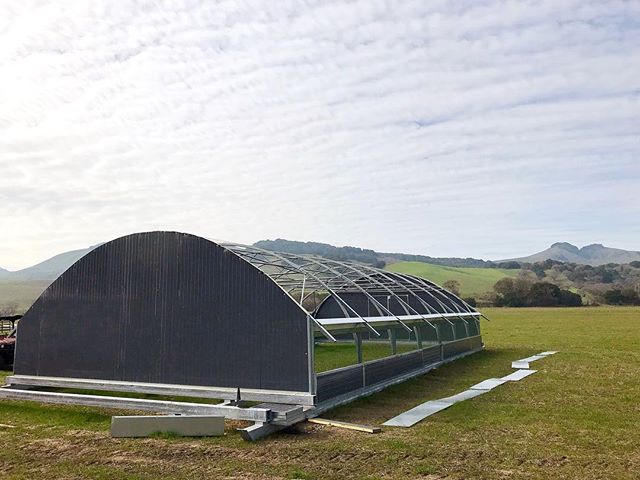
220,242,481,341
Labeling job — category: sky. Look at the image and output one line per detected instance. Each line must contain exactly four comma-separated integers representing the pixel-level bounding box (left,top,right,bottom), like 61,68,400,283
1,0,639,271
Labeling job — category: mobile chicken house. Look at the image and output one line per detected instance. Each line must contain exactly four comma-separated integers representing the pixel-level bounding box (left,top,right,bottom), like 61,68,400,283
2,232,483,439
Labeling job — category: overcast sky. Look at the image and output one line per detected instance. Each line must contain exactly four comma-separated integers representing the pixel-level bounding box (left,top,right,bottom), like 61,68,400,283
1,1,639,270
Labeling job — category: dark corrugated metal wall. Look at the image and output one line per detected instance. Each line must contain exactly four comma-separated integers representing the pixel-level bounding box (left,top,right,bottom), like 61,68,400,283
315,343,464,403
315,290,472,319
15,232,310,392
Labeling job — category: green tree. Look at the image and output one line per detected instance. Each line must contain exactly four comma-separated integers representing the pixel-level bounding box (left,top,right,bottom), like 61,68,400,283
604,288,640,305
462,297,477,307
493,277,532,306
442,280,461,296
528,282,560,306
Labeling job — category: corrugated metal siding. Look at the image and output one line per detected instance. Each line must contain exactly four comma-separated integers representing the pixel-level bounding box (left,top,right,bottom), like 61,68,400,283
469,335,483,350
415,291,448,313
15,232,309,392
364,350,423,386
442,336,482,359
315,292,369,318
422,345,441,366
314,340,479,402
437,321,456,341
315,285,477,321
452,319,468,338
467,318,480,336
316,364,364,402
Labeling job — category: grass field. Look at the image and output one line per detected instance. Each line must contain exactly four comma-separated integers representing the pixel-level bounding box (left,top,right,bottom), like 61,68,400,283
0,280,50,313
0,306,638,479
315,341,419,372
386,262,520,297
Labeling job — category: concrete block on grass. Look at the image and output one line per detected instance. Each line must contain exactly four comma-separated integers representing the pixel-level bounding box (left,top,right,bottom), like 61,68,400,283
111,415,224,438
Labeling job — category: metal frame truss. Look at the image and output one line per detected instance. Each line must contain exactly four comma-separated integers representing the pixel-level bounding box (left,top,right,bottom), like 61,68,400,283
220,243,482,340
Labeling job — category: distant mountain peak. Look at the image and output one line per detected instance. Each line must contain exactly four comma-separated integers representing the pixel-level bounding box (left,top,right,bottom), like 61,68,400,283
0,246,96,281
550,242,579,253
505,242,640,266
581,243,604,250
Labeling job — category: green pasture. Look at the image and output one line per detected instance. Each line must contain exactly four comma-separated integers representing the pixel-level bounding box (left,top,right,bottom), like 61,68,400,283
0,280,50,314
386,261,520,297
0,306,638,479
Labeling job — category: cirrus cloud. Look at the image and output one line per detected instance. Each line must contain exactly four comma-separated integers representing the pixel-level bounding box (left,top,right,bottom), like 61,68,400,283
0,0,639,269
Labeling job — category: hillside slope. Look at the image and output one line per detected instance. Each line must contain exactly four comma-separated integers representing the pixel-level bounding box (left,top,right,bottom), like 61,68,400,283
0,280,51,313
505,242,640,266
254,239,491,267
5,247,95,281
386,262,520,297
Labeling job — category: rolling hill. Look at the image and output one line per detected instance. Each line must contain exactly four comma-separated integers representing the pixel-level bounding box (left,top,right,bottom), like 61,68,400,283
386,262,520,298
0,246,96,314
2,237,637,313
0,280,51,313
5,247,96,281
504,242,640,266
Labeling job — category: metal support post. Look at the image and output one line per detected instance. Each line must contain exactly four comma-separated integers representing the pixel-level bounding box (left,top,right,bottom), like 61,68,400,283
353,332,363,364
413,326,423,349
388,329,397,355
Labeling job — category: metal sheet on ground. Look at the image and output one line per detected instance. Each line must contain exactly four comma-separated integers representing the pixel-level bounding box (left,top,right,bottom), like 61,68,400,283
383,400,454,427
501,369,537,381
440,389,487,403
522,355,546,363
383,389,488,427
384,351,553,428
512,351,558,369
469,378,508,390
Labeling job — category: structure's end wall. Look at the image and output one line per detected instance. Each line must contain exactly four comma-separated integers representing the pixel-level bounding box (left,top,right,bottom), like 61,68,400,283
15,232,309,393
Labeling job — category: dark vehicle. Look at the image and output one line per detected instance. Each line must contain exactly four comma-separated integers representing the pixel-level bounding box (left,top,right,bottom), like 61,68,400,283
0,316,20,370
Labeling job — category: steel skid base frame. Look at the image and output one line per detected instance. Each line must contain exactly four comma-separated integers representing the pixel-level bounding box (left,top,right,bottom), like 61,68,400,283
0,385,305,441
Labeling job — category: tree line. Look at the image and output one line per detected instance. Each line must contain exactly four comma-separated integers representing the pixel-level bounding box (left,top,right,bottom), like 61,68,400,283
491,277,582,307
254,239,385,268
255,238,503,268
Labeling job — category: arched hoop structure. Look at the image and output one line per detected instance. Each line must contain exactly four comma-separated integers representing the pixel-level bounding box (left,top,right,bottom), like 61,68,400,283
11,232,483,407
219,242,481,337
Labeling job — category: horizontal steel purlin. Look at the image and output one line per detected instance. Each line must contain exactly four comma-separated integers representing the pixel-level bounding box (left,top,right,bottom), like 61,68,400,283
5,375,316,406
0,388,271,422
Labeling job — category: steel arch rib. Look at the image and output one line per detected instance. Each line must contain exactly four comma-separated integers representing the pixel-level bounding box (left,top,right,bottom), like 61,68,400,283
318,259,432,332
219,242,482,339
294,257,414,333
354,265,444,335
219,244,339,341
274,254,390,337
222,244,382,337
382,270,460,339
404,274,476,334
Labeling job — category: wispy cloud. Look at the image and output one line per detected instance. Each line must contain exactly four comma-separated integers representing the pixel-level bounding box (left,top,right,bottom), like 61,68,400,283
0,0,639,269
